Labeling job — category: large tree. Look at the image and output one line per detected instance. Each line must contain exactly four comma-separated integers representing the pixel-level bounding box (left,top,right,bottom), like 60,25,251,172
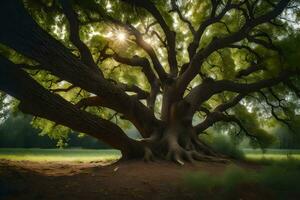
0,0,299,163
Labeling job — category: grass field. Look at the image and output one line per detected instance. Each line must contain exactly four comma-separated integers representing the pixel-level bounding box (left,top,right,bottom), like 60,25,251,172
0,148,300,162
243,148,300,161
0,148,121,162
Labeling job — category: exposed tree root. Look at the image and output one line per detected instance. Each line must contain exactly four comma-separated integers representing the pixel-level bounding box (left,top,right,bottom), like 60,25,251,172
122,128,230,165
143,147,155,162
165,147,229,165
137,135,230,165
190,152,229,163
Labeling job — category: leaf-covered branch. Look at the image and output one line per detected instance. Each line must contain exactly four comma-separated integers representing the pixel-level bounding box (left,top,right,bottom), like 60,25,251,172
102,52,160,110
170,0,195,35
0,55,144,156
186,69,299,113
60,0,102,74
178,0,290,95
121,0,178,75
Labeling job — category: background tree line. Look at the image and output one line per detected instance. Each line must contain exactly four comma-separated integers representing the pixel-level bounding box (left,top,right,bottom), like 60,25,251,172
1,110,299,149
0,111,110,149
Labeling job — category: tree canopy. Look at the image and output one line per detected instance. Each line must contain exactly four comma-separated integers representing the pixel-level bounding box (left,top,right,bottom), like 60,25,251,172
0,0,299,162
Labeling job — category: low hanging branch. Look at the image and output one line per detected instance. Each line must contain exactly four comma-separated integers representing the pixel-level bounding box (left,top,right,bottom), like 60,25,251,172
0,55,145,158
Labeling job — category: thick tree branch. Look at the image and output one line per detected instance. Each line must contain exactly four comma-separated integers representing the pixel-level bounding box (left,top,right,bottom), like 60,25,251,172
194,93,245,133
75,83,151,109
227,44,261,60
50,85,76,93
214,94,245,112
214,72,296,94
0,55,144,157
75,96,104,109
194,111,228,133
105,53,160,110
110,54,157,83
121,0,178,75
170,0,195,35
285,80,300,98
117,83,150,100
247,35,278,51
16,63,44,70
186,0,236,61
125,24,168,82
103,17,168,82
236,63,265,78
198,106,210,115
177,0,290,95
194,110,259,142
186,70,299,114
59,0,102,74
81,10,168,82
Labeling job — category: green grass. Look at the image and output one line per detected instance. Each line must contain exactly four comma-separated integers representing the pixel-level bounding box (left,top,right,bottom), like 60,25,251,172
0,148,299,163
243,149,300,162
0,148,121,162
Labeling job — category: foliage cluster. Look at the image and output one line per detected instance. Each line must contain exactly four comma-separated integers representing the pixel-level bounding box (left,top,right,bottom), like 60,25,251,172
0,112,109,149
200,133,244,159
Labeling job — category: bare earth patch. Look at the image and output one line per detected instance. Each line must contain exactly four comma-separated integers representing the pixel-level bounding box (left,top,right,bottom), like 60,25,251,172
0,159,266,200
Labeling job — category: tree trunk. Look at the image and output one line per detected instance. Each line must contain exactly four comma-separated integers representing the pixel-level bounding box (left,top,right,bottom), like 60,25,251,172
148,101,224,163
135,123,224,164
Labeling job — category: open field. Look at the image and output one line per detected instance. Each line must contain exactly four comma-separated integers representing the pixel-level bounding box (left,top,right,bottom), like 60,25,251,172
0,148,299,162
0,148,121,162
243,149,300,162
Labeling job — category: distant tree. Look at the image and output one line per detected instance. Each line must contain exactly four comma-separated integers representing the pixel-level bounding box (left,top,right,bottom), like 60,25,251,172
0,0,299,163
67,133,110,149
0,112,110,148
0,113,55,148
0,92,9,121
272,125,300,149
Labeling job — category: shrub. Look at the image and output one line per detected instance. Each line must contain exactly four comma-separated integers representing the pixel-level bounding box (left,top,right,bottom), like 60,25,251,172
185,160,300,200
201,134,244,159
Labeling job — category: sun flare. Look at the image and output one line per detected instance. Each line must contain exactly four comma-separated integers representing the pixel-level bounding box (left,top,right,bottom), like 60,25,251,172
116,32,127,42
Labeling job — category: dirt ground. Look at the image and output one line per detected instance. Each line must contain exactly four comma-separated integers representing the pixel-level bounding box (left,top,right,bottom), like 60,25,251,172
0,159,269,200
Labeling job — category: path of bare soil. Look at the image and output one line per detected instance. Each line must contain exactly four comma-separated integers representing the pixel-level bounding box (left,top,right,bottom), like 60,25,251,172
0,159,267,200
